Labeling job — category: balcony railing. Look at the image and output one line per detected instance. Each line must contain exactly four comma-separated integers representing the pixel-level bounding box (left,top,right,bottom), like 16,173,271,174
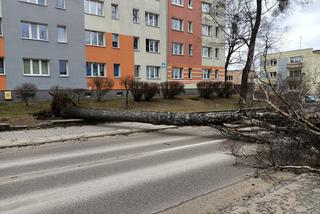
286,62,303,69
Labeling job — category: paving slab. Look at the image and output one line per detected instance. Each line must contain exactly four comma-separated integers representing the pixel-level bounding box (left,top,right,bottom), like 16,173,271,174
0,122,175,148
217,173,320,213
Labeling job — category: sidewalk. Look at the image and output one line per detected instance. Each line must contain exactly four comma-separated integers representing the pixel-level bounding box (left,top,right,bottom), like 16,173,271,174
217,173,320,213
0,122,175,148
161,171,320,214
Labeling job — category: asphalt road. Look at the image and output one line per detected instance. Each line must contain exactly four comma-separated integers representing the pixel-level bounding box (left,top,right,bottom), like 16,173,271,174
0,126,253,214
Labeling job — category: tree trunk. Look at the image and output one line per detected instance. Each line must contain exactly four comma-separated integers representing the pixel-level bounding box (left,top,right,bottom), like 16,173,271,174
240,0,262,101
61,106,276,127
224,48,233,83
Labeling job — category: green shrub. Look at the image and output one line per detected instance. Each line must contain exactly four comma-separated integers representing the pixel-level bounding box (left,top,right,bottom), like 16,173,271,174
128,80,144,102
197,81,215,99
161,81,184,99
143,82,160,101
214,82,225,98
223,82,235,98
91,77,114,102
49,87,75,117
14,83,38,106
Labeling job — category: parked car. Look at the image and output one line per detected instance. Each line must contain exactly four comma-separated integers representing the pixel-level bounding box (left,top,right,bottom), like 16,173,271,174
305,95,320,103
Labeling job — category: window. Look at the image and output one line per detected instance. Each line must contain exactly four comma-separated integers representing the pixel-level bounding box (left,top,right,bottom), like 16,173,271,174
145,12,159,27
111,4,119,19
133,9,139,23
171,18,184,31
188,68,192,79
215,48,219,59
188,21,193,33
188,44,193,56
146,39,160,53
59,60,68,76
112,34,119,48
172,0,183,6
215,70,219,80
86,62,105,77
0,58,4,75
84,0,104,16
0,18,2,36
202,25,211,36
290,70,302,77
290,56,303,64
23,59,49,76
20,0,46,6
134,65,140,78
215,26,219,37
57,26,67,43
269,72,277,78
56,0,65,9
133,37,140,51
114,64,121,78
202,69,211,80
227,75,233,81
146,66,160,79
202,2,211,13
85,30,104,46
172,43,183,55
270,59,277,66
21,22,48,41
172,68,183,79
188,0,193,8
202,47,211,58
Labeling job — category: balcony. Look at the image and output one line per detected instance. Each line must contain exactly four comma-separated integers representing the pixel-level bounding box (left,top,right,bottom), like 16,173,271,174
286,62,303,69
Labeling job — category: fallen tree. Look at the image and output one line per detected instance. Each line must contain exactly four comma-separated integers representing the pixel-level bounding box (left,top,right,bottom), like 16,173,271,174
61,104,272,126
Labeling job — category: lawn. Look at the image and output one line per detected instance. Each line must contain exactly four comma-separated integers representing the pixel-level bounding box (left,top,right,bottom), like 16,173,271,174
0,101,50,126
0,95,240,126
80,96,239,112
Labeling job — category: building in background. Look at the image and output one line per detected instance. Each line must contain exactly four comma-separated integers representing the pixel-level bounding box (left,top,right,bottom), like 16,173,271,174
261,48,320,92
226,70,255,85
167,0,225,88
84,0,168,89
0,0,87,96
0,0,226,99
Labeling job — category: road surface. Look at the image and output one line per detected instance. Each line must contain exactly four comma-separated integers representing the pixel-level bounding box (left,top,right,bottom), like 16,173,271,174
0,126,253,214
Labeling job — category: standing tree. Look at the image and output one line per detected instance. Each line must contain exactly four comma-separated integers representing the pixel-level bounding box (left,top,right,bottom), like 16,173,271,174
208,0,300,101
121,76,134,109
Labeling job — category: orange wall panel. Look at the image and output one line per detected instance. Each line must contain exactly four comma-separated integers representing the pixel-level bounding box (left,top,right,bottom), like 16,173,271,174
86,33,135,90
0,37,5,57
0,37,6,90
167,1,202,67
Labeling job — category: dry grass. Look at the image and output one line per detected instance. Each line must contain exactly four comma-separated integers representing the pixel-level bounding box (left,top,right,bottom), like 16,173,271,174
0,101,50,126
79,95,239,112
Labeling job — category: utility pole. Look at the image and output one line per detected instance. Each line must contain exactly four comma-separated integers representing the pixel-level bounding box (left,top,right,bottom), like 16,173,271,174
299,36,302,49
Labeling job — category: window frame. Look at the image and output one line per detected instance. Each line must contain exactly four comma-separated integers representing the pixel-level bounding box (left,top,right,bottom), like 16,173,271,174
56,0,66,9
23,59,50,76
20,0,46,6
86,62,106,77
59,60,69,77
21,21,48,41
57,25,67,43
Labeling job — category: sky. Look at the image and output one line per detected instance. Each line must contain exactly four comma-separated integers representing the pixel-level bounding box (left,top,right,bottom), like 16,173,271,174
278,0,320,51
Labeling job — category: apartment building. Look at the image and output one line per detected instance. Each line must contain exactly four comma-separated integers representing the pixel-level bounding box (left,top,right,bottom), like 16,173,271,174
84,0,167,89
0,0,87,93
262,48,320,91
168,0,225,88
0,0,226,97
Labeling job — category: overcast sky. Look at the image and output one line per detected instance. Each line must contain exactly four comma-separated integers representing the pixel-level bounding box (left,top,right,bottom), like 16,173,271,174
278,1,320,51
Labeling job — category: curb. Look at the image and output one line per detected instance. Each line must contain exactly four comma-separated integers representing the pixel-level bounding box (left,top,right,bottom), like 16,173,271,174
0,126,177,149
